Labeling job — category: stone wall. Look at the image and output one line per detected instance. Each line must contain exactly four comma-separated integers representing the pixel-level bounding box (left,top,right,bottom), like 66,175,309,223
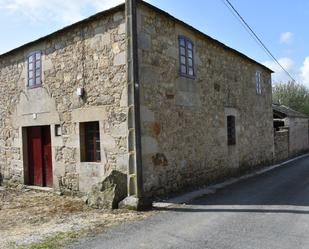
137,4,274,197
274,129,289,162
0,8,128,194
285,117,309,156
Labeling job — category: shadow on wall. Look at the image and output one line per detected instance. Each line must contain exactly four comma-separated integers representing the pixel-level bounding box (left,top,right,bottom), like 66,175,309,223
155,155,309,215
0,173,2,186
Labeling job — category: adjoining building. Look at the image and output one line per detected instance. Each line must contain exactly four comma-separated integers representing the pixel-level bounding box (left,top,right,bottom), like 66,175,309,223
0,1,274,202
273,103,309,162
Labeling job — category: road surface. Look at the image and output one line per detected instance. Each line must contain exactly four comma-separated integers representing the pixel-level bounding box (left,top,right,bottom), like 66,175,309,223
68,155,309,249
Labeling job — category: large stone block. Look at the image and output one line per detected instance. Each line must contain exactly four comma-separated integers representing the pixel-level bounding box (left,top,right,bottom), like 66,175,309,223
141,136,158,155
113,51,126,66
87,170,127,209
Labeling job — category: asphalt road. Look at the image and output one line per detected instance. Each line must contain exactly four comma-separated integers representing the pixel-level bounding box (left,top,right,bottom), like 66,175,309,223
68,155,309,249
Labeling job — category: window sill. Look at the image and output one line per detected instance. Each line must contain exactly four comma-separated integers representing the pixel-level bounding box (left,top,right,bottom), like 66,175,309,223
27,84,42,89
80,161,102,164
179,73,196,80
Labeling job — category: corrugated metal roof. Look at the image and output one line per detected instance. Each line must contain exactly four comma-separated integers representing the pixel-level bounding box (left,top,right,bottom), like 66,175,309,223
273,103,308,118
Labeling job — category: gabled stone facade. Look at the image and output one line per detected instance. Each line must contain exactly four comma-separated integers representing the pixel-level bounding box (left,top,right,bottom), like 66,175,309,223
0,1,274,199
0,6,128,194
137,3,274,196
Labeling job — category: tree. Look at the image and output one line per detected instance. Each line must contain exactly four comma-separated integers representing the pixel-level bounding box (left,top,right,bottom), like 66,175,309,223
272,81,309,116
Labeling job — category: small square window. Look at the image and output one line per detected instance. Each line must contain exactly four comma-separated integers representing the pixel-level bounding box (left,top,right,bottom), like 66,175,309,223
80,121,101,162
179,38,185,47
188,58,193,67
35,77,41,85
29,55,34,63
181,65,187,74
36,61,41,68
28,79,34,86
180,56,186,64
187,50,193,59
180,47,186,56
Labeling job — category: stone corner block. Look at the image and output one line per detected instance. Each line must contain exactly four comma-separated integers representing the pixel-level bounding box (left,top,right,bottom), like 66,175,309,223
114,51,126,66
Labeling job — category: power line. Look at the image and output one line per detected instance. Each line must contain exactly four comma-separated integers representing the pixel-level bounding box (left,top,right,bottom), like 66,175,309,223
221,0,297,83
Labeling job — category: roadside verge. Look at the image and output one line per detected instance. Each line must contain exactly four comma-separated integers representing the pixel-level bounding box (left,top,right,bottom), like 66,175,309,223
153,153,309,208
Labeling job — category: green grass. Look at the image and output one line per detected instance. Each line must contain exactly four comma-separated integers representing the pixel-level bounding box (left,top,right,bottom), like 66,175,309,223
11,231,82,249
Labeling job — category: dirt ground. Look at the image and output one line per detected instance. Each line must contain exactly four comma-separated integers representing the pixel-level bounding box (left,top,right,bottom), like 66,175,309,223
0,186,152,249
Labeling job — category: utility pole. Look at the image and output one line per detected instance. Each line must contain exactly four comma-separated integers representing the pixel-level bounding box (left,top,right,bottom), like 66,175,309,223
124,0,146,209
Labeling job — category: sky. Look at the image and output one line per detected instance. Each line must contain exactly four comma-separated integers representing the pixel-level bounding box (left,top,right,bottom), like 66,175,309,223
0,0,309,86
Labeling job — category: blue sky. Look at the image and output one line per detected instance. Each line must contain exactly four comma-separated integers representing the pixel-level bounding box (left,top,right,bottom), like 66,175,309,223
0,0,308,86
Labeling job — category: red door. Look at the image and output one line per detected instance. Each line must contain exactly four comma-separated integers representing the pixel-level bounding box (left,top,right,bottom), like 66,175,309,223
28,127,43,186
42,126,53,187
27,126,53,187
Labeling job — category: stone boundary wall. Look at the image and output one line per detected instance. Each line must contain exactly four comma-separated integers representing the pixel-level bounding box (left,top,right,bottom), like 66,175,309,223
274,129,289,162
286,117,309,156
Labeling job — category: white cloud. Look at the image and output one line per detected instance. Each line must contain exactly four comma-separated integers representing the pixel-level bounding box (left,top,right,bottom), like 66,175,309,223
279,32,294,44
300,57,309,86
263,57,295,83
263,57,294,73
0,0,124,24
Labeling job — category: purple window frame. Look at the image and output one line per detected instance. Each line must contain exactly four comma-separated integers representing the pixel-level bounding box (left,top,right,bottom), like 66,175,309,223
27,51,42,88
255,71,262,95
178,36,195,78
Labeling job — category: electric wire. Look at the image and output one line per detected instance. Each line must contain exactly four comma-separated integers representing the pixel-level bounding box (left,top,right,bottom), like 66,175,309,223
221,0,297,83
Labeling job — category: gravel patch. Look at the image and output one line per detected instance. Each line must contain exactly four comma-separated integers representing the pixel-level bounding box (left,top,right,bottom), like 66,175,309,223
0,187,152,248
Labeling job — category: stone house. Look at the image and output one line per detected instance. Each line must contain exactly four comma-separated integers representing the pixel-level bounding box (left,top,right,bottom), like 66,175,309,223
273,103,309,161
0,1,274,203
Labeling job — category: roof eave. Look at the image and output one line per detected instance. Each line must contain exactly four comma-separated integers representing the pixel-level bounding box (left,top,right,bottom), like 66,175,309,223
0,0,274,74
139,1,274,73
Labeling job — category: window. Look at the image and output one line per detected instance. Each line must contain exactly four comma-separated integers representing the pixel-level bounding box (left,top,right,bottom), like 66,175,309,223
255,71,262,95
179,36,194,77
80,121,101,162
227,115,236,145
27,51,42,87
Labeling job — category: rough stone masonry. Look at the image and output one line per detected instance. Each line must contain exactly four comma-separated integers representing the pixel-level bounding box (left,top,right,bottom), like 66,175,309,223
0,6,128,194
0,1,274,200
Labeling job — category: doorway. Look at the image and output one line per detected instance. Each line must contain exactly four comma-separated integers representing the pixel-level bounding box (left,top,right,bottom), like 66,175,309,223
27,126,53,187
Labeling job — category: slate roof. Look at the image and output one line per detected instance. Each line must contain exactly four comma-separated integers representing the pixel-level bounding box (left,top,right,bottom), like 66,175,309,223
273,103,308,119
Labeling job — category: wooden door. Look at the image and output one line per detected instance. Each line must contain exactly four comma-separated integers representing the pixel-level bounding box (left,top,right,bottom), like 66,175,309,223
28,127,43,186
27,126,52,187
42,126,53,187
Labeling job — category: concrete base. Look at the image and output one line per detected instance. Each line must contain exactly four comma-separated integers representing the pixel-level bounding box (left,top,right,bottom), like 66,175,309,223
26,185,54,192
119,196,152,211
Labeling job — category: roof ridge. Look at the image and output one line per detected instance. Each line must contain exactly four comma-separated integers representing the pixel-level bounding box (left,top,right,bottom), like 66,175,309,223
0,0,273,73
